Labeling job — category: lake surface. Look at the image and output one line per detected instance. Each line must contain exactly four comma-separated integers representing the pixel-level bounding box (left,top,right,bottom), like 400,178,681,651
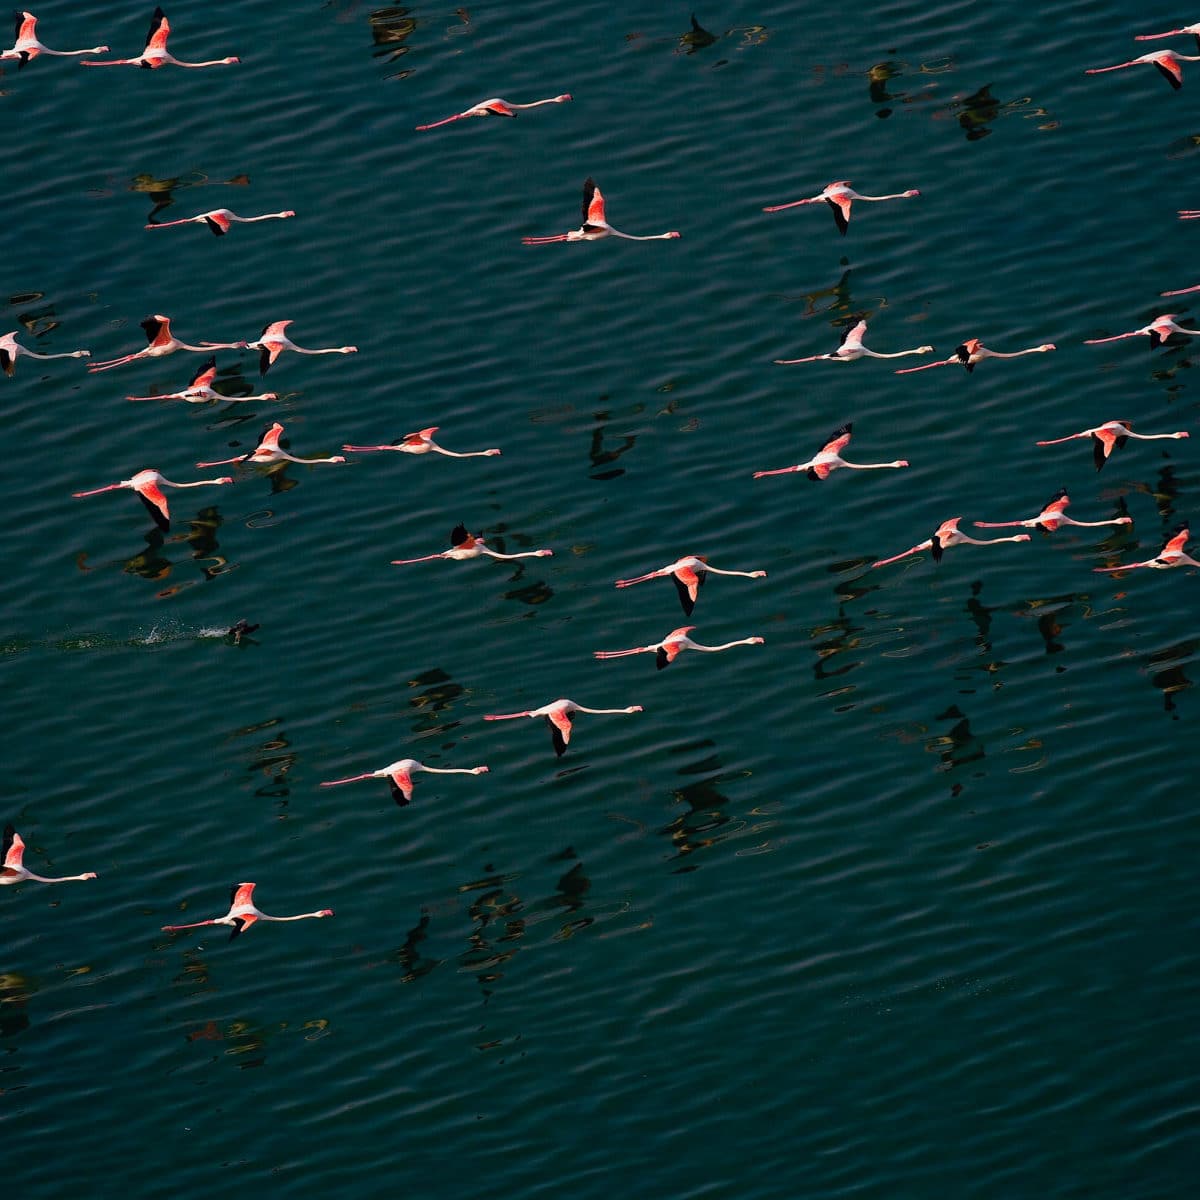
3,1,1197,1196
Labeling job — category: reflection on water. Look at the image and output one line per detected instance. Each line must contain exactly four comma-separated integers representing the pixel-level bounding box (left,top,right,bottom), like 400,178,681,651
927,704,985,775
1146,641,1196,717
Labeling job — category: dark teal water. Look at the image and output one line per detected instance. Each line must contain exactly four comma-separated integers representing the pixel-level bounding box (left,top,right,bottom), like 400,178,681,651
3,1,1198,1195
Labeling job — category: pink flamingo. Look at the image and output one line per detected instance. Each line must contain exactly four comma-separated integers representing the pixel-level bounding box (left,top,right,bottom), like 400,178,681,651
342,426,500,458
88,315,244,373
1085,48,1200,89
1083,313,1200,347
974,489,1133,533
523,177,680,244
416,93,571,130
1,11,107,66
162,882,333,940
594,625,764,670
871,517,1030,569
774,319,933,364
126,356,278,403
196,422,346,468
2,824,96,885
614,555,766,616
762,180,919,235
753,422,909,481
391,523,552,565
1,330,90,376
72,468,233,531
1036,420,1189,471
218,320,357,376
483,698,643,757
82,7,238,69
1094,524,1200,572
320,759,489,806
895,337,1055,374
146,208,295,236
1137,24,1200,51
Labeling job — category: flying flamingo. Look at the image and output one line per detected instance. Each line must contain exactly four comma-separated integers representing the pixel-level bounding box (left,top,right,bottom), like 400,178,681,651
614,555,766,617
146,208,295,236
1036,420,1189,471
973,489,1133,533
218,320,357,376
2,824,96,885
483,698,643,757
894,337,1056,374
126,356,278,403
196,422,346,468
1,330,90,376
871,517,1030,569
1084,48,1200,90
1094,524,1200,572
762,180,919,235
342,426,500,458
774,320,933,364
753,422,909,481
522,177,681,244
88,315,244,373
1,11,107,66
162,882,333,940
72,468,234,532
390,523,552,565
594,625,764,670
1136,24,1200,52
81,7,238,69
416,93,571,130
1083,313,1200,348
320,759,489,806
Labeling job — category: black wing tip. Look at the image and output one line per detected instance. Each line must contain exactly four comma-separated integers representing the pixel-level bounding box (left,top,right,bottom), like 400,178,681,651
931,535,944,563
656,647,669,670
672,575,696,616
137,491,170,532
450,522,469,546
388,780,411,807
258,346,271,376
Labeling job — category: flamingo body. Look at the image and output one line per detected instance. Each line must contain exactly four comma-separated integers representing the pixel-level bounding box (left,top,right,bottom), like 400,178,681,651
162,882,333,940
342,426,500,458
89,314,244,373
226,320,357,376
1084,314,1200,348
1085,49,1200,90
752,422,909,480
483,698,643,757
1,330,90,376
146,208,295,236
594,625,765,670
195,421,346,468
1035,420,1189,471
2,824,96,885
614,555,766,616
774,320,933,364
126,356,278,403
1,11,107,66
762,180,919,235
416,93,571,130
390,523,552,565
871,517,1031,569
895,337,1055,374
523,178,680,244
973,489,1133,533
320,758,488,806
72,468,233,531
81,7,238,68
1095,524,1200,572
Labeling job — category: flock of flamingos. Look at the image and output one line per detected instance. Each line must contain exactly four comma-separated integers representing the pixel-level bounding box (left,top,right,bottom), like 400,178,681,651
4,8,1199,937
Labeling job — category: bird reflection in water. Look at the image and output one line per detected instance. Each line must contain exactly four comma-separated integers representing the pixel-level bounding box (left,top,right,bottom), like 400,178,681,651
0,971,35,1043
809,608,864,686
866,59,944,119
126,171,250,223
390,908,441,983
185,505,231,580
406,667,464,734
367,6,416,78
772,269,853,320
588,405,637,480
1147,642,1195,717
122,529,172,582
457,866,525,997
927,704,985,773
246,725,296,810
